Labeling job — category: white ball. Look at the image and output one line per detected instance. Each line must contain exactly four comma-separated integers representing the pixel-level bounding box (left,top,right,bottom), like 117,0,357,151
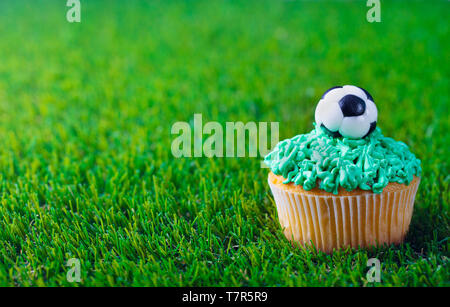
314,85,378,139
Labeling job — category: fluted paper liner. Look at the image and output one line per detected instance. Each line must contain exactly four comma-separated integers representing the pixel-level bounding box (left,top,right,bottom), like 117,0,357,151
268,172,420,253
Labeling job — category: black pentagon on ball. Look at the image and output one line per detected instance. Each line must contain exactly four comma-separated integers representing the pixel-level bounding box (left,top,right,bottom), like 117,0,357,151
321,85,342,99
321,124,342,138
338,95,366,117
363,121,377,138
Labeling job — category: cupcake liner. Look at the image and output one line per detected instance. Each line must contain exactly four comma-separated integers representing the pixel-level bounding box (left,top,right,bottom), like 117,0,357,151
269,176,420,253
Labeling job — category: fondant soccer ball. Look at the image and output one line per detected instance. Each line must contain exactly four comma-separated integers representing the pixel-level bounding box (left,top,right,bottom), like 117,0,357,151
315,85,378,139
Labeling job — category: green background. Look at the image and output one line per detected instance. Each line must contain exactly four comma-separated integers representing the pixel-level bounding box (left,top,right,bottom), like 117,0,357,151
0,0,448,286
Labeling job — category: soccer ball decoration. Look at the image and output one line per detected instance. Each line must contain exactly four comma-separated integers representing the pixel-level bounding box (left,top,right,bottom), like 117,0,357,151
315,85,378,139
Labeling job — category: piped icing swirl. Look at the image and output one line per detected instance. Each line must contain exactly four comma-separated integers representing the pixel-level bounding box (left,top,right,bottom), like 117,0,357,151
264,124,421,194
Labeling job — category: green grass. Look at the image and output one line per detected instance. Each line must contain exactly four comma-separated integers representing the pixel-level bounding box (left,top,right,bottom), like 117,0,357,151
0,0,448,286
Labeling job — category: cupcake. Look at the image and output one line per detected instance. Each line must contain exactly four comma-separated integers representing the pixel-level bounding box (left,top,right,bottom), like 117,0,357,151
265,85,421,253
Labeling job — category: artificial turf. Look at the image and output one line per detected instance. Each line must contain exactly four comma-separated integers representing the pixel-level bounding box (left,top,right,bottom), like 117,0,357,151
0,0,448,286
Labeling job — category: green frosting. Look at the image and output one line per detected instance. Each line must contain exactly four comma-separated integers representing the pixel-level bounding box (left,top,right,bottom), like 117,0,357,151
264,124,421,194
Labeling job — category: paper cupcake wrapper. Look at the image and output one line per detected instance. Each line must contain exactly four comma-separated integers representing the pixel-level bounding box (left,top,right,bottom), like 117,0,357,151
268,178,420,253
